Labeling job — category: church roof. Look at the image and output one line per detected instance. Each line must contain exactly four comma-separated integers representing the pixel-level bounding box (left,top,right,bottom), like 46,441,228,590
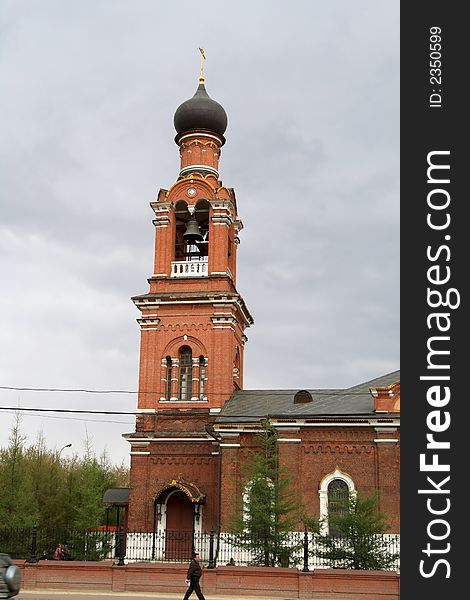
174,82,228,138
216,370,400,423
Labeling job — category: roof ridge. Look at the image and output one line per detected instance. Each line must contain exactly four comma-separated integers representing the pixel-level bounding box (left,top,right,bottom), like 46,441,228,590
344,369,401,392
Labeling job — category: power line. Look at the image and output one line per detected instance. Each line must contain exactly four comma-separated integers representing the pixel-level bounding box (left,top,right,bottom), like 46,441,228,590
1,409,133,425
0,406,386,419
0,406,137,415
0,386,136,394
0,385,388,397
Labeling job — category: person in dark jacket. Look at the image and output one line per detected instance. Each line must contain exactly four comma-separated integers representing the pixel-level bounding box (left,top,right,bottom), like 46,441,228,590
183,552,206,600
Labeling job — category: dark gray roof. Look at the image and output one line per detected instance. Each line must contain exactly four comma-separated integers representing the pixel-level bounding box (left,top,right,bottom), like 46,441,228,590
216,370,400,423
103,487,130,505
174,82,228,138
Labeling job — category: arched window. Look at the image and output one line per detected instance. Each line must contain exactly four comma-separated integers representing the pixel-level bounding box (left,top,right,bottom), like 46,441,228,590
179,346,193,401
198,356,206,400
165,356,172,400
327,479,349,537
318,468,356,535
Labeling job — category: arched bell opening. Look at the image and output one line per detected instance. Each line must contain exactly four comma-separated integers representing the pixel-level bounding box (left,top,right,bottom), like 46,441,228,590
174,199,210,262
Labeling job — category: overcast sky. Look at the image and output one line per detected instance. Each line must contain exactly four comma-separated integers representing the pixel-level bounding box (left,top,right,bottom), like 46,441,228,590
0,0,399,466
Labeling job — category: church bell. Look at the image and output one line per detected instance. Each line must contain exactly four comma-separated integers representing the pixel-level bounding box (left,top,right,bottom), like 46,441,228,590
183,215,203,243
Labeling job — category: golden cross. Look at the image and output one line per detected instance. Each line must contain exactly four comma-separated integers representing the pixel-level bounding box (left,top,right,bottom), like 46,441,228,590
199,47,205,83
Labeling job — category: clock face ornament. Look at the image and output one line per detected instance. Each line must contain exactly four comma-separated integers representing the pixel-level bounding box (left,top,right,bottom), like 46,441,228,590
187,188,197,198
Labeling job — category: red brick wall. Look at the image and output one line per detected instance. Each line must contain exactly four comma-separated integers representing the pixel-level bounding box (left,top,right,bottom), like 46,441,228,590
18,561,399,599
128,438,218,531
219,427,400,532
128,421,399,533
136,304,246,410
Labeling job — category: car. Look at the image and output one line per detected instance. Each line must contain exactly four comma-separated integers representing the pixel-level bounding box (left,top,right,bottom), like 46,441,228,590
0,554,21,599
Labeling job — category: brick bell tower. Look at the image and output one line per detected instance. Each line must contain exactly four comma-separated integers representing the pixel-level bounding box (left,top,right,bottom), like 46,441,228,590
125,59,253,541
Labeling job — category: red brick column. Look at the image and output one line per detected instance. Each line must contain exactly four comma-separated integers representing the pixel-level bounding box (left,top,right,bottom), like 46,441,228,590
277,435,302,524
375,433,400,531
219,442,240,529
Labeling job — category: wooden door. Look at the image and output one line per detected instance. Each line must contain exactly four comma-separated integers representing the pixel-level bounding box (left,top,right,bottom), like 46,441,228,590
165,491,194,560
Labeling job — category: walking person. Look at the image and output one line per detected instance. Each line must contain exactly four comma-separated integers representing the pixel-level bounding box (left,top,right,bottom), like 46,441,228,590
183,551,206,600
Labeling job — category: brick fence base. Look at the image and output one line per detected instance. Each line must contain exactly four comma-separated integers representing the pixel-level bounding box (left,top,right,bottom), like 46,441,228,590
16,561,400,599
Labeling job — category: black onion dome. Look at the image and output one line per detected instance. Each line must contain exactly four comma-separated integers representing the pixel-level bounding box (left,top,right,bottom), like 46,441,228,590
174,83,228,137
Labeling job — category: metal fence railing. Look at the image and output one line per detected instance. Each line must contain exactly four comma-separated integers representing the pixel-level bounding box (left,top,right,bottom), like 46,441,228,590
0,526,400,571
0,525,120,562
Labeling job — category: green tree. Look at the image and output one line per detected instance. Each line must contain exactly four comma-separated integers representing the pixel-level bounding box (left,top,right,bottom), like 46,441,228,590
25,432,69,527
70,434,115,529
229,420,303,567
306,493,399,570
0,419,130,531
0,415,38,528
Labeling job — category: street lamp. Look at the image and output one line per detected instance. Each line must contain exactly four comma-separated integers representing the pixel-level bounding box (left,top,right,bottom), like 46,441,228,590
59,443,72,457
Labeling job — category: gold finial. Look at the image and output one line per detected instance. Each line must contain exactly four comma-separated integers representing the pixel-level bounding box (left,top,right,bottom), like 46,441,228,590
198,47,206,84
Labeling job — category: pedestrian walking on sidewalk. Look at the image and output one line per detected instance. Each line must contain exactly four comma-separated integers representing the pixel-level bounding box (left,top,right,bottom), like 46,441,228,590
183,551,206,600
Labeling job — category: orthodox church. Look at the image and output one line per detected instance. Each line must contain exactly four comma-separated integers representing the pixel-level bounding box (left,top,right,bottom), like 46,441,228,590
119,63,400,549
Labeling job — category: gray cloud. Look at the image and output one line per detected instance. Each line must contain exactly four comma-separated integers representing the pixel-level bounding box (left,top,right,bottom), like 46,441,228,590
0,0,399,464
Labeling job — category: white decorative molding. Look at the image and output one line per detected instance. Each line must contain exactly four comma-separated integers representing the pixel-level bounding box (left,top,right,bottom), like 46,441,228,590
125,436,212,442
132,296,253,328
275,426,301,432
318,467,356,534
211,315,237,326
215,427,263,434
272,420,400,428
158,399,208,404
137,317,160,328
151,203,172,228
211,217,232,227
178,132,224,145
180,165,219,177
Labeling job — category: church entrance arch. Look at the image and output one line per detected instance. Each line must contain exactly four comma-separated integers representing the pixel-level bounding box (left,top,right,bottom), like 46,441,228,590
154,478,205,560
